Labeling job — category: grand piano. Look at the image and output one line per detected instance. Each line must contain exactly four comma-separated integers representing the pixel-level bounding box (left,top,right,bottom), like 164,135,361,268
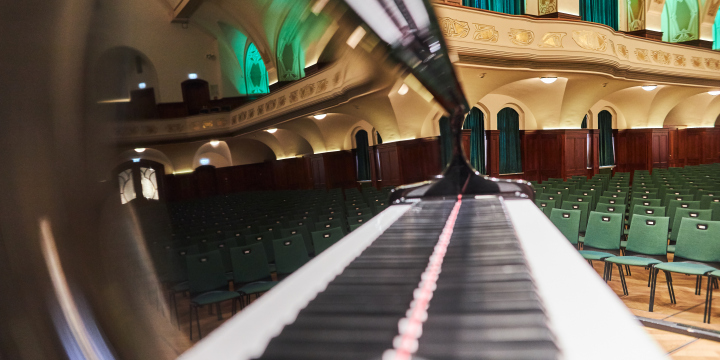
178,0,667,359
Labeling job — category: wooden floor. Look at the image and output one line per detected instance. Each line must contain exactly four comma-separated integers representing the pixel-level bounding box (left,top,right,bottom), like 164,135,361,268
590,259,720,359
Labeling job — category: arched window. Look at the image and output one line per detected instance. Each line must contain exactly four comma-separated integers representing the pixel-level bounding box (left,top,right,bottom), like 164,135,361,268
355,130,371,181
580,0,618,30
462,0,524,15
581,114,588,129
714,10,720,50
376,132,383,145
463,108,486,174
661,0,699,43
498,107,522,174
598,110,615,166
245,43,269,94
117,159,165,204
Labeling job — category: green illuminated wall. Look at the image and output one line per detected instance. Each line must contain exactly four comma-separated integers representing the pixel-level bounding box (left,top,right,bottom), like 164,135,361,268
661,0,699,43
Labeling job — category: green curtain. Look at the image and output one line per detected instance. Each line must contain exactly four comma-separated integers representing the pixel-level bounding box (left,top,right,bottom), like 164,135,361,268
598,110,615,166
498,108,522,174
581,115,588,129
580,0,618,31
439,116,452,168
463,0,524,15
462,108,486,174
376,132,383,145
355,130,371,180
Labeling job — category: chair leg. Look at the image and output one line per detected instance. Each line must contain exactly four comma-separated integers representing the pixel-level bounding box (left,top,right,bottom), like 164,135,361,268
696,276,702,296
650,268,659,312
625,265,632,276
170,291,179,327
705,276,714,324
195,306,202,339
606,262,612,281
189,304,194,340
665,271,676,304
617,264,629,296
216,303,222,321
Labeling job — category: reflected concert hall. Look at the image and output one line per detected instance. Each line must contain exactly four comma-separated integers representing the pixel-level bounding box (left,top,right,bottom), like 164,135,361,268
6,0,720,359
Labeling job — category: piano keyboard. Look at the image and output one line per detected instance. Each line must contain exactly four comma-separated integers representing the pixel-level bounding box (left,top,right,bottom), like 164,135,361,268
179,197,668,360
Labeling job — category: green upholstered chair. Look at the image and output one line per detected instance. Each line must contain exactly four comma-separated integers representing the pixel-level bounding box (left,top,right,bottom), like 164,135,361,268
550,208,581,248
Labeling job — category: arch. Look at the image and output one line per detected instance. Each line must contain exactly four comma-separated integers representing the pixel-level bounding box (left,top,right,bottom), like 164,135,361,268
462,107,486,174
245,43,270,94
714,10,720,49
192,141,232,169
627,0,646,31
598,110,616,166
662,0,700,43
226,138,277,165
345,120,375,150
498,103,527,130
117,148,174,174
92,46,159,102
497,107,523,174
217,22,249,96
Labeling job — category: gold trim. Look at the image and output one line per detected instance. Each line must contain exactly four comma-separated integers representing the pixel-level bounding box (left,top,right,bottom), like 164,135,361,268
538,32,566,48
509,29,534,46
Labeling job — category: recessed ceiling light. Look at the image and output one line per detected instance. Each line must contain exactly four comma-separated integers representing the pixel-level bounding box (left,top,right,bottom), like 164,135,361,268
398,84,409,95
210,140,220,147
138,82,146,89
313,114,327,120
709,91,720,96
199,158,210,165
132,158,140,163
540,77,557,84
642,85,657,91
265,128,278,133
188,73,198,79
134,148,146,153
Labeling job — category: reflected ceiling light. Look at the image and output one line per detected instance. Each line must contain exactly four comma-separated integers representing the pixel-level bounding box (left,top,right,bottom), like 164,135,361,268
132,158,140,163
540,77,557,84
210,140,220,147
265,128,278,133
134,148,146,153
709,90,720,96
199,158,210,165
313,114,327,120
188,73,198,79
398,84,409,95
346,26,366,49
641,85,657,91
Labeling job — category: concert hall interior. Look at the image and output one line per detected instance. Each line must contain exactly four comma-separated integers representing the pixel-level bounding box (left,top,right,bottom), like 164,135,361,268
6,0,720,359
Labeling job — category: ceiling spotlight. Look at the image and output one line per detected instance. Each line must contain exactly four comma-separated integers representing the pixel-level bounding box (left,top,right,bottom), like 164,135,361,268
138,82,146,89
642,85,657,91
188,73,198,79
265,128,278,134
199,158,210,165
134,148,146,153
132,158,140,163
210,140,220,147
540,77,557,84
398,84,409,95
709,91,720,96
313,114,327,120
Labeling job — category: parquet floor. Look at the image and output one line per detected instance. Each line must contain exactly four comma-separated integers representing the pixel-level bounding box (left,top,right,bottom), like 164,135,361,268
590,259,720,359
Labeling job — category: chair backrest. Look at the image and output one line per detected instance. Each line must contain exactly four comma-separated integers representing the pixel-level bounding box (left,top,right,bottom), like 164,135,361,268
666,200,701,228
347,213,373,227
202,238,238,273
595,203,625,215
675,219,720,264
597,196,624,205
662,193,693,206
583,211,623,251
711,202,720,221
550,208,581,245
670,208,712,241
273,235,311,275
347,208,373,218
561,201,590,232
629,198,662,215
165,244,200,283
567,195,594,210
315,218,346,234
280,225,313,255
535,199,557,216
602,191,627,203
626,215,669,256
230,243,272,284
186,250,228,295
246,231,276,263
312,227,345,254
699,195,720,209
539,193,563,207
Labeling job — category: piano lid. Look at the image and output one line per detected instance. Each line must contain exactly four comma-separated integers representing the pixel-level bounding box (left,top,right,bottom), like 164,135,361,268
343,0,469,116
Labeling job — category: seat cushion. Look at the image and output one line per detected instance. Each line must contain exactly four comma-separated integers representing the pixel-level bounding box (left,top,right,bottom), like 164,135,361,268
238,281,278,295
655,262,718,276
620,240,627,248
269,263,277,273
191,290,241,305
667,244,675,253
172,281,189,293
579,250,615,260
605,256,662,267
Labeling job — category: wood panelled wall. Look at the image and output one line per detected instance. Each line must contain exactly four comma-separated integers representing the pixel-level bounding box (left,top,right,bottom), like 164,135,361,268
163,127,720,201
